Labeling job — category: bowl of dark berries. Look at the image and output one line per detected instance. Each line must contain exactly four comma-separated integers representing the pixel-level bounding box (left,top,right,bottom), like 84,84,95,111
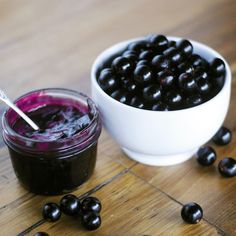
91,34,231,166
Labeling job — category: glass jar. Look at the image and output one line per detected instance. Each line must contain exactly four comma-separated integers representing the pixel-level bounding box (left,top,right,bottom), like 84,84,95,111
2,88,102,195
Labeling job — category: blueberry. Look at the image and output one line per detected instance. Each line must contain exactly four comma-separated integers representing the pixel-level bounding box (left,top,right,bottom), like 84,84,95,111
212,126,232,145
60,194,81,216
42,203,61,222
33,232,49,236
139,50,154,61
158,70,175,88
211,58,226,77
81,212,101,231
143,84,161,102
112,56,134,75
148,34,168,52
98,68,118,91
178,73,197,92
152,55,170,71
151,101,168,111
218,157,236,177
176,39,193,57
197,146,216,166
134,65,153,84
181,202,203,224
81,197,102,214
110,89,131,104
177,62,194,74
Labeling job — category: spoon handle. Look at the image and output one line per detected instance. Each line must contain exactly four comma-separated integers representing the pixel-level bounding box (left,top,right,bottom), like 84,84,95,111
0,90,39,131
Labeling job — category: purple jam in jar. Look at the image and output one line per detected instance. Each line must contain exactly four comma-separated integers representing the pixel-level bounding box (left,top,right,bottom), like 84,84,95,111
2,88,102,195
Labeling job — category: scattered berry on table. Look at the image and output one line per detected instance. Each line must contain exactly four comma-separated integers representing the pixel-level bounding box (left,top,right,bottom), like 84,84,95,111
60,194,81,216
181,202,203,224
197,146,217,166
42,203,61,222
81,196,102,214
218,157,236,177
81,212,102,231
33,232,49,236
212,126,232,145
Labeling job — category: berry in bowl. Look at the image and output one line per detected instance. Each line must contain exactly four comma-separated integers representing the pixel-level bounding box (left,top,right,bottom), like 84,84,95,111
91,34,231,166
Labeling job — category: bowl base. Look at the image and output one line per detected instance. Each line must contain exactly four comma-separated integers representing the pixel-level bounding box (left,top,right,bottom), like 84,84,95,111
122,148,197,166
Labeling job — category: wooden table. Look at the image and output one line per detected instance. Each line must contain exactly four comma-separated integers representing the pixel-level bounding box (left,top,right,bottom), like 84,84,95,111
0,0,235,235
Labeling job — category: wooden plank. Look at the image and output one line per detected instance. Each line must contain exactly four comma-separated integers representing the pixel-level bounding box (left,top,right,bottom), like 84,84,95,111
28,173,220,236
132,138,236,235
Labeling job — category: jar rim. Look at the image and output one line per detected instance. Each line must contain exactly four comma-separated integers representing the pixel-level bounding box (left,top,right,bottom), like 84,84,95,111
2,88,101,153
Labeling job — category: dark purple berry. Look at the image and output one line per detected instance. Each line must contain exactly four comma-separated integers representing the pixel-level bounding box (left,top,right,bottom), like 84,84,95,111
98,68,118,91
60,194,81,216
134,65,153,84
152,55,170,71
177,39,193,57
197,146,216,166
81,212,101,231
139,50,154,61
123,54,138,64
190,54,208,68
178,73,197,92
137,59,149,67
158,70,175,88
151,101,168,111
218,157,236,177
121,79,137,93
130,96,146,109
214,75,225,89
33,232,49,236
197,78,211,94
194,67,209,81
112,56,134,75
149,34,168,52
81,197,102,214
123,50,138,57
128,40,147,52
164,47,182,64
168,40,177,47
177,62,194,74
42,203,61,222
211,58,226,77
186,94,203,107
212,126,232,145
110,89,131,104
165,91,182,108
181,202,203,224
143,85,161,102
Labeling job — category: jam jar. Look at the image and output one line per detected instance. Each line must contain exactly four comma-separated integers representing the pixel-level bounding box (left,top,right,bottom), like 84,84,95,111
2,88,102,195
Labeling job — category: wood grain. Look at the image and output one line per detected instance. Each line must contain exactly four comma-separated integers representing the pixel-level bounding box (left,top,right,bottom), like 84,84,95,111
0,0,235,235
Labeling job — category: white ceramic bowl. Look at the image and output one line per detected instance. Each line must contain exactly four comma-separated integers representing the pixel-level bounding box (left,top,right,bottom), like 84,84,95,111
91,37,231,166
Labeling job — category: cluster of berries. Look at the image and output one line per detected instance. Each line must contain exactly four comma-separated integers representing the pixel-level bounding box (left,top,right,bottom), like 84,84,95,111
98,34,226,111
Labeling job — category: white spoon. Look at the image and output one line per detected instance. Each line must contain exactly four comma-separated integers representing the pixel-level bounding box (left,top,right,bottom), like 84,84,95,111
0,90,39,131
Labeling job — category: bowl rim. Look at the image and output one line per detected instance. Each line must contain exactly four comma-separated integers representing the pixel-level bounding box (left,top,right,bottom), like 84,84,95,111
91,36,231,114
